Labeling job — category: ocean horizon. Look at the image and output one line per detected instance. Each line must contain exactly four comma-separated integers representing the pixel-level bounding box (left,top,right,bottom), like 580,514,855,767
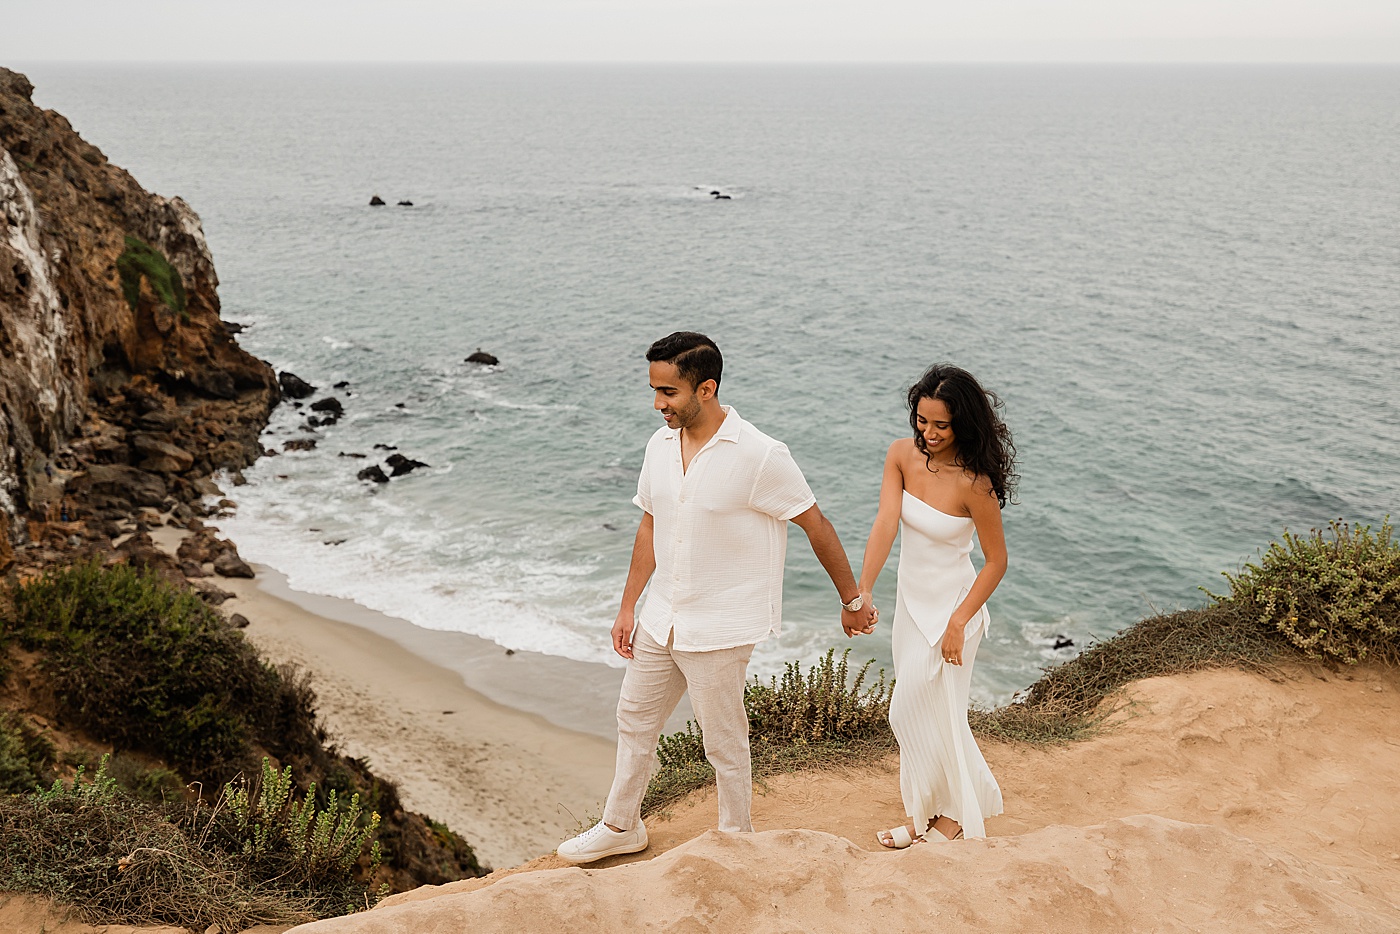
19,62,1398,708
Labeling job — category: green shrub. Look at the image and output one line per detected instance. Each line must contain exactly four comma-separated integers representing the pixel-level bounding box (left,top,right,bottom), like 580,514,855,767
1209,519,1399,665
0,755,382,930
116,235,186,320
0,713,54,795
210,757,382,901
0,561,323,784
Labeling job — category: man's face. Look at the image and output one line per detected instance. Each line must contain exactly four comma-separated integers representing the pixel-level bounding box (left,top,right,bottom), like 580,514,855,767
649,361,705,430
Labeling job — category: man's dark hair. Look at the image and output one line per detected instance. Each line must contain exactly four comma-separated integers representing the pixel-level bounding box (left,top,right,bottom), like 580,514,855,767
646,331,723,391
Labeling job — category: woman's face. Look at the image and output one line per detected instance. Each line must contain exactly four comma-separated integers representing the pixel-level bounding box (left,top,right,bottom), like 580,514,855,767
916,396,955,456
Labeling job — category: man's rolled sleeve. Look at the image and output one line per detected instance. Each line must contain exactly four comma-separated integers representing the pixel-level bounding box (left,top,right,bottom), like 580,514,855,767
749,443,816,521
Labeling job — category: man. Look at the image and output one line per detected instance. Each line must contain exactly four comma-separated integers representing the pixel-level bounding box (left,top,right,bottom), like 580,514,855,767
557,331,877,864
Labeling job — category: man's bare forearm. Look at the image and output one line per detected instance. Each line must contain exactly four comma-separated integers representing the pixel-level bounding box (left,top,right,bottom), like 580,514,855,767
792,505,859,601
620,513,657,614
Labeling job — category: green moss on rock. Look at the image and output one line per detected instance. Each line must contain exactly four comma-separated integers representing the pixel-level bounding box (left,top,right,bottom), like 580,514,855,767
117,235,186,320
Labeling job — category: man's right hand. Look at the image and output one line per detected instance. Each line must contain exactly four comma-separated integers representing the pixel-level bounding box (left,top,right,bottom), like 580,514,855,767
612,610,636,659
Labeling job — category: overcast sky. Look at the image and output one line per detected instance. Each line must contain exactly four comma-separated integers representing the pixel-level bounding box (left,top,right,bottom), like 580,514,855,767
6,0,1400,63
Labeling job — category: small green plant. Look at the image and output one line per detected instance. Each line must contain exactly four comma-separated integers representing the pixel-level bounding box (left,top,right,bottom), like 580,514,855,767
645,649,895,815
1209,519,1399,665
217,758,382,894
36,754,119,807
745,648,893,745
116,235,187,321
0,713,54,795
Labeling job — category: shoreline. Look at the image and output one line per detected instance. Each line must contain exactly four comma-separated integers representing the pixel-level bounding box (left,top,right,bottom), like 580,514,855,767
149,526,620,869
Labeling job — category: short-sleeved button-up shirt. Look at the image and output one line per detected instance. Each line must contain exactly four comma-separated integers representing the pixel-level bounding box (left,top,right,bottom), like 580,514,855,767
633,406,817,651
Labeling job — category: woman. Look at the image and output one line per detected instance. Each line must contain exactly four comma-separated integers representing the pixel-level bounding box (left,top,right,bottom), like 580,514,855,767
860,364,1016,847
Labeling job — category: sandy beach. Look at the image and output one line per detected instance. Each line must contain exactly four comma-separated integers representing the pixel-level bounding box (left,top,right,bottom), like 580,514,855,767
149,526,619,869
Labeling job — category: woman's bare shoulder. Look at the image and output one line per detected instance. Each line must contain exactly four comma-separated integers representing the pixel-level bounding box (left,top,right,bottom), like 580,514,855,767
958,467,996,500
887,436,916,457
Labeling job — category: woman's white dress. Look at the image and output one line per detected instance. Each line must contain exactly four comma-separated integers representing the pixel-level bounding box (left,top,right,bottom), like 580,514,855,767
889,490,1003,839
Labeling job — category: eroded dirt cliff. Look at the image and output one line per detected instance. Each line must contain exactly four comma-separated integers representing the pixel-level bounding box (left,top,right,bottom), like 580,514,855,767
0,66,275,569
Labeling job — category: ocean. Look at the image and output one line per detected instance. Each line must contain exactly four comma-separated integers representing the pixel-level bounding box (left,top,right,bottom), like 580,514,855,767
23,63,1400,709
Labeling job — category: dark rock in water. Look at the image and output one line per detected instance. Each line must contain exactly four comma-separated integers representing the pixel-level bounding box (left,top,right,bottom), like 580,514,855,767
283,438,317,452
339,452,368,459
373,443,398,451
223,321,246,335
369,195,386,206
229,613,251,629
1052,636,1075,650
394,403,406,409
279,371,316,399
710,190,720,195
213,551,255,579
310,397,345,418
324,538,347,546
334,380,350,389
307,416,329,428
358,464,390,484
713,193,731,200
397,200,414,206
386,453,429,477
230,470,247,486
465,348,499,366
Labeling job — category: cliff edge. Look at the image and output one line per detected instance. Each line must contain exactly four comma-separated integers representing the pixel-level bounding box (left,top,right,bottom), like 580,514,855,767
0,66,275,570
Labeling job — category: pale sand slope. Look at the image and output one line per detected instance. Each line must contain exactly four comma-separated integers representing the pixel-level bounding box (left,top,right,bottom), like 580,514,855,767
290,665,1400,933
147,527,616,870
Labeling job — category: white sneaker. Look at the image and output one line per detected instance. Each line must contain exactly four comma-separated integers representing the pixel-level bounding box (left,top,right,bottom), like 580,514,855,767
556,820,649,864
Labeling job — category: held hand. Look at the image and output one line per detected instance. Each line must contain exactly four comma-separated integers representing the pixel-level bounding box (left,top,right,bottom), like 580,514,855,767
612,611,636,660
841,601,878,638
860,590,879,635
940,621,966,666
840,606,864,638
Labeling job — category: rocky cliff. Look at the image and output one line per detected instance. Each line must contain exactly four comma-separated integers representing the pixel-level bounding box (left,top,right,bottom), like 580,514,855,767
0,66,275,570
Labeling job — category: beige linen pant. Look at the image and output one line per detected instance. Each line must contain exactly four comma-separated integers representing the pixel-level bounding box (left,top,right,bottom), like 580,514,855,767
602,625,756,833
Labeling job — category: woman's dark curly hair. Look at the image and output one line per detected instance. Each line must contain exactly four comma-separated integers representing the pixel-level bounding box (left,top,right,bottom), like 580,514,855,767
908,364,1019,508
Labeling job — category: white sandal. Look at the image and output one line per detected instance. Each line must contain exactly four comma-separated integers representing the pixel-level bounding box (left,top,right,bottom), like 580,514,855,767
876,825,921,849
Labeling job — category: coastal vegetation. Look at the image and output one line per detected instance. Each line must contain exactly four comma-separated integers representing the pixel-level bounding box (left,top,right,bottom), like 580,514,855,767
3,560,323,784
642,520,1400,816
0,756,380,931
0,561,484,927
116,235,187,320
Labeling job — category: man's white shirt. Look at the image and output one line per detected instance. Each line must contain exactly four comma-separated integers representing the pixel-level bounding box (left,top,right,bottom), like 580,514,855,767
633,405,816,652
